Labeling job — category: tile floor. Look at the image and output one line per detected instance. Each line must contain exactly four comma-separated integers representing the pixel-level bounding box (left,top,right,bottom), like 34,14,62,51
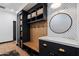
0,41,29,56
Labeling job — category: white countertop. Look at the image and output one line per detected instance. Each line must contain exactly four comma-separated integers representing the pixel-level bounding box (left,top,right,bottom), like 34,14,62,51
39,36,79,48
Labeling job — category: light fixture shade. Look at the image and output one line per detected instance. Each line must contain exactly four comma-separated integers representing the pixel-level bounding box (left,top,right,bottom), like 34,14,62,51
51,3,62,9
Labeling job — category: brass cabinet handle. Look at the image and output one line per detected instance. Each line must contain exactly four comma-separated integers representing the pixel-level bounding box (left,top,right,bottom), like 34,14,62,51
58,48,65,52
43,43,47,47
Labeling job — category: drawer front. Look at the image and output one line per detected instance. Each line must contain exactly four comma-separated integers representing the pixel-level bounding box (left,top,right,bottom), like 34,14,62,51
54,44,76,56
39,40,77,56
39,40,56,56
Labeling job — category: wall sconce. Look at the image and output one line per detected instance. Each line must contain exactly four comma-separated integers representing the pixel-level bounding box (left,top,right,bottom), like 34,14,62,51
51,3,62,9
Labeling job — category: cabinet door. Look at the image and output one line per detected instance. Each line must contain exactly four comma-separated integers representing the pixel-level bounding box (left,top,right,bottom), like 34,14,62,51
23,22,30,42
22,11,30,42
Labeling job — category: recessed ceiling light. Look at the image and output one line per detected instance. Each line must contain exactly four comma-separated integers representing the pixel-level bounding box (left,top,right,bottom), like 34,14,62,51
51,3,62,9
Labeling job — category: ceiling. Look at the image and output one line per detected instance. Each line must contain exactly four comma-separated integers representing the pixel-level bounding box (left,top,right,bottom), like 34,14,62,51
23,3,37,11
0,3,36,14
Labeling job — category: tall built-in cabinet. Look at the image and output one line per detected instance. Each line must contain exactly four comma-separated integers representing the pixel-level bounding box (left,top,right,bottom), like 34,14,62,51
17,3,47,55
23,3,47,54
17,11,30,48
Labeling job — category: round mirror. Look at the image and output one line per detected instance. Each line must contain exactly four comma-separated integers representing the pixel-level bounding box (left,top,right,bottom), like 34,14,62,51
49,13,72,34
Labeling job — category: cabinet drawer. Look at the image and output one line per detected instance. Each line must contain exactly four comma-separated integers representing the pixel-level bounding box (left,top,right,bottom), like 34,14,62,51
39,40,77,56
54,43,76,56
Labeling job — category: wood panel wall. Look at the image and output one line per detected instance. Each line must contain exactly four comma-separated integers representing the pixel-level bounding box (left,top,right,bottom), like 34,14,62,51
25,20,47,52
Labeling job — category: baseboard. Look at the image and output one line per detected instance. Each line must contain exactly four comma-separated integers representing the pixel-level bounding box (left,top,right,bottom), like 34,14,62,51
0,40,15,44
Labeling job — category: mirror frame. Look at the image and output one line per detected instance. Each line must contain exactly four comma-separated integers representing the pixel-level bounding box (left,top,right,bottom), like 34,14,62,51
49,13,73,34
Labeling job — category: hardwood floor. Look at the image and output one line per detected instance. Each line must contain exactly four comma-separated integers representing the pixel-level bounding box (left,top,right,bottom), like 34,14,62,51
0,41,29,56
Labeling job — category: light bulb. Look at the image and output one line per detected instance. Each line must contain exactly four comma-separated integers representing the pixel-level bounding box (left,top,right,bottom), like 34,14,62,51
51,3,62,9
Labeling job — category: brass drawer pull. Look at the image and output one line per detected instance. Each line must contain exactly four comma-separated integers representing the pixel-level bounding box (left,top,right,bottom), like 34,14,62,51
43,43,47,47
58,48,65,52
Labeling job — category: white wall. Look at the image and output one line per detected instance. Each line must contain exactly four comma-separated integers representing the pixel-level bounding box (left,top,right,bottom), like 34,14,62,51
0,11,16,42
77,4,79,41
48,3,77,40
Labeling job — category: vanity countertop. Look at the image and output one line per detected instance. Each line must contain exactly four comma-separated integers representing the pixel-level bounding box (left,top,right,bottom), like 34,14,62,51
39,36,79,48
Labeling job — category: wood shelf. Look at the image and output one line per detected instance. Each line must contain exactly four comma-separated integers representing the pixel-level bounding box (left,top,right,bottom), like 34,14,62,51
23,42,39,52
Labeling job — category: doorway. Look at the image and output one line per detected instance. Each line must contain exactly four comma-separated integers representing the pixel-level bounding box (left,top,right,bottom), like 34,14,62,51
13,21,16,40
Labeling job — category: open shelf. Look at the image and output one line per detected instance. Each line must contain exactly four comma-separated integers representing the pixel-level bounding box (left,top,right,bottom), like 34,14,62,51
26,3,47,23
37,14,43,19
27,18,45,23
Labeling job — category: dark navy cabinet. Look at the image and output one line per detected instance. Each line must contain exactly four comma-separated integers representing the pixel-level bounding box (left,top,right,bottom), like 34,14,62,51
22,11,30,42
17,10,30,48
39,40,79,56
